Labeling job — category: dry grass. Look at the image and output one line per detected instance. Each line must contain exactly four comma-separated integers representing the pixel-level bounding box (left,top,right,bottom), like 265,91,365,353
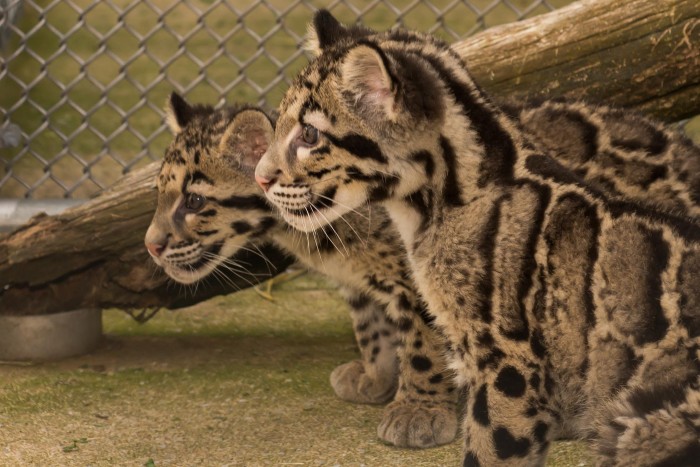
0,273,593,466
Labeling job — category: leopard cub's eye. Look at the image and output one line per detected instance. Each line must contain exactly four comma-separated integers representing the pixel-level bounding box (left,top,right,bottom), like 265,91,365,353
185,193,205,211
301,124,319,145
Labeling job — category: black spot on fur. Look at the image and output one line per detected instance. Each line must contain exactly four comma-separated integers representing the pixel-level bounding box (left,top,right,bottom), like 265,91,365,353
409,150,435,178
410,355,432,372
477,331,494,348
191,170,213,185
495,366,527,398
439,136,463,206
397,318,413,331
533,421,548,444
308,167,333,179
367,274,393,294
462,451,481,467
525,405,538,417
368,184,391,202
199,209,217,217
254,216,277,236
529,329,546,359
325,132,387,163
310,186,338,211
626,381,691,415
348,293,371,309
345,165,385,183
474,197,504,323
653,441,700,467
397,292,412,311
533,421,549,453
414,301,436,327
231,221,253,235
610,127,668,155
215,194,269,211
637,227,670,344
493,427,531,459
310,145,331,156
428,373,443,384
195,229,218,236
472,384,490,427
544,372,555,396
477,347,505,370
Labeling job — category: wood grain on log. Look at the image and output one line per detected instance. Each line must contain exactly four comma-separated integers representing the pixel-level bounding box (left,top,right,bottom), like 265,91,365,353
456,0,700,122
1,0,698,315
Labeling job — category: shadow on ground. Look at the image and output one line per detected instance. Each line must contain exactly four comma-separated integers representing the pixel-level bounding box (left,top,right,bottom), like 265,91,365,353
0,273,591,466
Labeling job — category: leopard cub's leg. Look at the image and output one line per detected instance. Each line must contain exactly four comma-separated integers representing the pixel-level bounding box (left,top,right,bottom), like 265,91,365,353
378,296,459,448
461,354,557,467
330,288,399,404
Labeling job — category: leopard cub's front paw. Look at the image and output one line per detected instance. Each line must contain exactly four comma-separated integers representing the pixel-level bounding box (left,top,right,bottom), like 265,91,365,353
330,360,397,404
377,399,458,448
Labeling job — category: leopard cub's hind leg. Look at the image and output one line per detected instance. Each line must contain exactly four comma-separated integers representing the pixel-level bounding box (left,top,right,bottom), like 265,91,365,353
330,288,399,404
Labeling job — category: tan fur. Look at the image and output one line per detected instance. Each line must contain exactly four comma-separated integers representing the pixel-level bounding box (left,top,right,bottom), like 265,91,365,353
145,94,459,449
256,12,700,465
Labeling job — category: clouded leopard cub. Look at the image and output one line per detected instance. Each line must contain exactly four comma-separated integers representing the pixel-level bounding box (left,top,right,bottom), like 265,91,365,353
255,10,700,466
145,93,458,449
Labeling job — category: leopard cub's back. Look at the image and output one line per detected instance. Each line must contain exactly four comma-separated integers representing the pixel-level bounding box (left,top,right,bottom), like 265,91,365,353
507,99,700,217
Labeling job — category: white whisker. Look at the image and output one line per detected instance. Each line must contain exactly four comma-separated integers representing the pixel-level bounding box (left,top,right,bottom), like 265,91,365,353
310,204,347,257
311,191,370,221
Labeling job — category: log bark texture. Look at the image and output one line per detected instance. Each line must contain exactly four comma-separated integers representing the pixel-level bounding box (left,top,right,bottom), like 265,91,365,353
1,0,698,315
458,0,700,122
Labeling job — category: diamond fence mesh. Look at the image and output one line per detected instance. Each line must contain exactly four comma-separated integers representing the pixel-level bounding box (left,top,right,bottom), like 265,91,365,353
0,0,641,199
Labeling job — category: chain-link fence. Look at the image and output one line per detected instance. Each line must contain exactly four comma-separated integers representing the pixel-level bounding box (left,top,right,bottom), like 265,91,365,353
0,0,576,200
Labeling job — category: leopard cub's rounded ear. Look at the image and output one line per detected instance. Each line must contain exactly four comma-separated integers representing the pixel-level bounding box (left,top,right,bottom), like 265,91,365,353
341,45,397,122
219,109,274,174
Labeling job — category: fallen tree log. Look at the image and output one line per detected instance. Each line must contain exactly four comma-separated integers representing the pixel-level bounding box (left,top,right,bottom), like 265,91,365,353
458,0,700,122
1,0,698,315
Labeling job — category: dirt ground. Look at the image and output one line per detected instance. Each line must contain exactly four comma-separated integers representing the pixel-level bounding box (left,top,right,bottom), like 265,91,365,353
0,273,592,466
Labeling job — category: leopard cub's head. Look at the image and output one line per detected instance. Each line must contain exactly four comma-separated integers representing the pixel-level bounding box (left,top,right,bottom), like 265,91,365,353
145,93,277,284
255,10,447,232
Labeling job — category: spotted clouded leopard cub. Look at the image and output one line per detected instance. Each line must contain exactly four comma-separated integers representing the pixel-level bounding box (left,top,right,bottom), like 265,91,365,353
144,93,459,449
255,10,700,466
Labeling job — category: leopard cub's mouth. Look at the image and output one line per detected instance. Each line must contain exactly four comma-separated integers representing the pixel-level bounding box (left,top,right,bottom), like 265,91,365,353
159,242,223,284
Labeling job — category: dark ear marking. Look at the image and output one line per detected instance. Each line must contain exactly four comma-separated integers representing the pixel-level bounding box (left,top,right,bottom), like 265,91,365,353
164,92,215,134
313,9,346,50
305,10,374,56
165,92,193,134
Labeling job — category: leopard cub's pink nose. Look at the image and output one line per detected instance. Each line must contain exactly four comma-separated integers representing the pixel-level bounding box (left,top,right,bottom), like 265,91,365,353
255,174,275,192
146,242,165,258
